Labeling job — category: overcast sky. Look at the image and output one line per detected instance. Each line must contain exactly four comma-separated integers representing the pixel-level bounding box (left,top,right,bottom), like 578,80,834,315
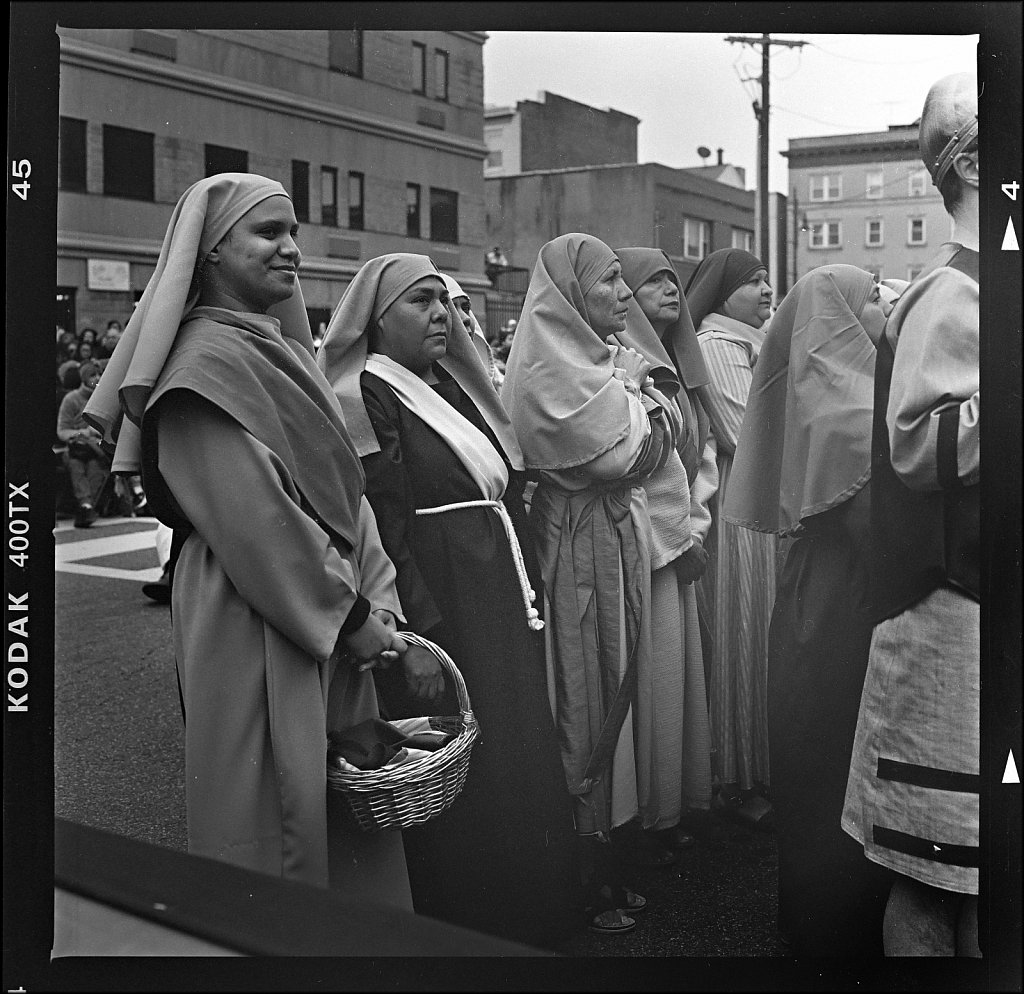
482,32,980,193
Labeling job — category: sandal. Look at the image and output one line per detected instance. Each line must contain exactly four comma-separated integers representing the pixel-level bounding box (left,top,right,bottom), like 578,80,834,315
622,890,648,914
588,908,637,935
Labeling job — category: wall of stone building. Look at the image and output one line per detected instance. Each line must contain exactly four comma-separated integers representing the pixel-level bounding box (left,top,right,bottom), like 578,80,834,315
518,92,638,172
57,27,489,336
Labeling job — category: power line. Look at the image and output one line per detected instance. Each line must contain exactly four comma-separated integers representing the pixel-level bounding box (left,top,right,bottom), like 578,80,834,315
807,41,954,67
773,104,869,130
724,34,808,263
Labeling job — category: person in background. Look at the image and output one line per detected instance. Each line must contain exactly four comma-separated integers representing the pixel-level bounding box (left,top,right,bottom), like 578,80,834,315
317,252,577,950
503,232,678,935
684,247,776,829
77,326,98,349
614,246,716,860
75,339,96,365
97,321,123,360
484,244,509,285
842,72,981,957
723,264,895,956
84,173,427,904
440,273,503,390
57,360,110,528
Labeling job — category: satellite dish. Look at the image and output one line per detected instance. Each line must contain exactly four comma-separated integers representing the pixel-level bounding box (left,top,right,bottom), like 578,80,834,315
697,146,711,161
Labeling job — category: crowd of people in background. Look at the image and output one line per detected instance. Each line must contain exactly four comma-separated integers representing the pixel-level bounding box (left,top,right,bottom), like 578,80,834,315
67,73,981,958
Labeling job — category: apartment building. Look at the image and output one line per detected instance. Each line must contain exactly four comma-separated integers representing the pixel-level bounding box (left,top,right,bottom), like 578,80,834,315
56,28,489,339
782,123,951,287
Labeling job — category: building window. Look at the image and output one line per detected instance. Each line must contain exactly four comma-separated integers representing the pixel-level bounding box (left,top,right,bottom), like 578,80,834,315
865,219,884,246
682,218,710,260
809,173,841,201
429,187,458,243
204,143,248,177
329,29,363,77
59,116,87,192
866,170,884,199
321,166,338,227
731,228,753,252
908,169,929,197
907,264,923,281
434,49,449,102
908,217,927,245
412,42,426,94
406,183,421,238
486,149,504,168
808,220,841,248
348,171,364,231
291,160,310,223
102,124,154,201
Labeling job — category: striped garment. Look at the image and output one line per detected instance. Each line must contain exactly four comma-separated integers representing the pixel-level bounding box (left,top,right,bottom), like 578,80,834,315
694,317,776,792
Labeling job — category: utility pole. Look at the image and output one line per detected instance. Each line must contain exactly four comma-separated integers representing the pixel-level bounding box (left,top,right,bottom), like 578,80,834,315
725,34,807,266
790,187,799,292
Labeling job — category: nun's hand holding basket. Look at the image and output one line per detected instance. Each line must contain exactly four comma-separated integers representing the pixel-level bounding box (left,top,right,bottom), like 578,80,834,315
327,632,480,833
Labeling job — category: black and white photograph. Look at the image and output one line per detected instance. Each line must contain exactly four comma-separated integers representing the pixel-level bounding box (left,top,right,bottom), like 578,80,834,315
5,2,1021,990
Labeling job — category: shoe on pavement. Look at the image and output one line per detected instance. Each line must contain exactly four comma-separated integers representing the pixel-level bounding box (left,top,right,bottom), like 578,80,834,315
142,566,171,604
73,503,97,528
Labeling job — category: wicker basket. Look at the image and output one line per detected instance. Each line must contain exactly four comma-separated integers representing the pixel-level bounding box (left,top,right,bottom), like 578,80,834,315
326,632,480,832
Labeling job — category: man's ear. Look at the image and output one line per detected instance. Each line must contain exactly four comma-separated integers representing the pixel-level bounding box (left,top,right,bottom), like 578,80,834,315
953,151,979,189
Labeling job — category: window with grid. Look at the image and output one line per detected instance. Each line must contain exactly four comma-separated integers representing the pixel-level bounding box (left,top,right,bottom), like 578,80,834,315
907,264,923,281
204,143,248,177
865,219,884,246
809,173,841,201
908,170,929,197
866,170,884,199
808,220,841,248
321,166,338,227
682,218,710,259
102,125,154,201
434,49,449,102
59,116,87,192
406,183,421,238
731,228,753,252
412,42,426,94
291,160,310,223
429,187,458,243
329,29,363,77
907,218,926,245
348,171,364,231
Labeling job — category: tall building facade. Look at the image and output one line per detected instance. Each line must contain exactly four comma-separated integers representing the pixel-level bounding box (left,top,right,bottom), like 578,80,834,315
485,162,787,330
56,28,489,339
484,91,639,178
782,123,952,287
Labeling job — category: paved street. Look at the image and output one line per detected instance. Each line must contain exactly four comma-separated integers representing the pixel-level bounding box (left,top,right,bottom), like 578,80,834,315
54,513,787,958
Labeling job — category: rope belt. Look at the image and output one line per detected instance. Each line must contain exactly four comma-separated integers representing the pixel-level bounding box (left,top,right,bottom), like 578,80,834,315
414,499,544,631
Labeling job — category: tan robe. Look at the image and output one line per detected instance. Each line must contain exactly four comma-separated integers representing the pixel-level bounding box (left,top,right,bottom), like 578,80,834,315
159,391,410,904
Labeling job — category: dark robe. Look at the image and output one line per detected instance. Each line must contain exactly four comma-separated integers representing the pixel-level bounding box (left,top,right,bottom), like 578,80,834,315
767,483,893,956
360,368,579,949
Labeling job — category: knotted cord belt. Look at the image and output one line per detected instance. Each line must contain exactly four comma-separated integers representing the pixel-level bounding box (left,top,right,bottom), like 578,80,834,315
415,499,544,631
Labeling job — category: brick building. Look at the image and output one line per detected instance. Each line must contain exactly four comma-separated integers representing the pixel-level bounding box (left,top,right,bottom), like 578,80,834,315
56,28,490,340
484,91,639,177
782,123,951,287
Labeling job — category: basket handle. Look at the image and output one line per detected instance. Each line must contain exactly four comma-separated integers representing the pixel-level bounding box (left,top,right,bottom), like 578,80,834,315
395,631,474,722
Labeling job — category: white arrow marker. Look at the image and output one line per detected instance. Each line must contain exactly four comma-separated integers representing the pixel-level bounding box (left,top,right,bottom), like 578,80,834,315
1002,217,1019,251
1003,750,1020,784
